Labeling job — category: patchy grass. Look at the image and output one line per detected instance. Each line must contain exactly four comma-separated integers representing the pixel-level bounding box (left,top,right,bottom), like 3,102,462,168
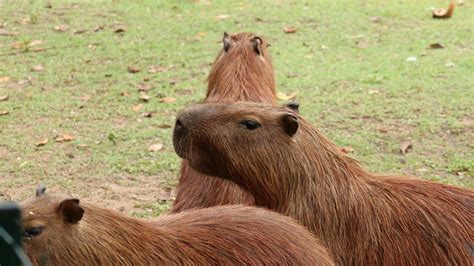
0,0,472,217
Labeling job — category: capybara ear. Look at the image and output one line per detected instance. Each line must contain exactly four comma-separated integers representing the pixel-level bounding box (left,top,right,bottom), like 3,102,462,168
251,36,263,55
58,199,84,224
223,32,231,52
36,184,46,197
281,113,299,136
285,101,300,114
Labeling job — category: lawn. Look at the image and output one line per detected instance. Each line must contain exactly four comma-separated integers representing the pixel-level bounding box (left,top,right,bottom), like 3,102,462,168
0,0,472,217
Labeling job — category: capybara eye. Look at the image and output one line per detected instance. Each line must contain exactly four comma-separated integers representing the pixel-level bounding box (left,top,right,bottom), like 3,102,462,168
240,120,261,130
23,226,44,238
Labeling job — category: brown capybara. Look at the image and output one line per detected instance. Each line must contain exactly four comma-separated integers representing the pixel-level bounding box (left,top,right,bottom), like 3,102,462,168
21,187,334,266
172,32,278,212
173,102,474,265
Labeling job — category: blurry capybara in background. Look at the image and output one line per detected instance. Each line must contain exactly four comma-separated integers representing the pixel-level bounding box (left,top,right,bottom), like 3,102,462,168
173,102,474,265
171,32,278,212
21,187,334,265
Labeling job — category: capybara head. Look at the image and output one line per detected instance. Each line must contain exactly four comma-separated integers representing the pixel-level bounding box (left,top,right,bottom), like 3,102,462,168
206,32,276,103
173,102,309,204
21,187,84,264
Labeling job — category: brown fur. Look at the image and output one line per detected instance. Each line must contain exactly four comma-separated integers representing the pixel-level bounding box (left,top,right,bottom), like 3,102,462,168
172,32,276,212
173,102,474,265
21,191,334,265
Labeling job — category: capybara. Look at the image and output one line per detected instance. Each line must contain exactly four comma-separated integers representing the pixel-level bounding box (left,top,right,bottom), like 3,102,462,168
173,102,474,265
21,187,334,265
172,32,277,212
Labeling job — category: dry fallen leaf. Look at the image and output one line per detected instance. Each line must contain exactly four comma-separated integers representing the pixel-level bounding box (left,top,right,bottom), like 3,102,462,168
378,128,389,133
369,16,382,23
283,27,297,33
31,64,44,72
148,143,163,152
127,66,141,73
79,95,91,101
429,43,444,49
368,90,380,95
340,147,354,154
157,124,172,129
0,111,9,116
55,134,75,142
132,104,143,112
53,25,69,32
159,97,177,103
74,29,87,35
147,65,168,73
120,91,130,97
0,77,11,83
0,95,8,102
143,112,153,118
113,26,127,33
276,91,297,101
400,141,413,154
28,40,43,47
215,14,230,20
139,94,151,102
137,83,153,92
0,29,17,36
432,0,455,19
35,138,49,147
93,25,104,32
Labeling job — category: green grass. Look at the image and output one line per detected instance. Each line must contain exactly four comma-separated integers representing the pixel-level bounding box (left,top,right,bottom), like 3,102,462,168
0,0,472,217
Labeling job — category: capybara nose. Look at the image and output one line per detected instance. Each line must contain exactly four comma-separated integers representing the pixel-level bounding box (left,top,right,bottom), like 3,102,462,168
174,118,187,136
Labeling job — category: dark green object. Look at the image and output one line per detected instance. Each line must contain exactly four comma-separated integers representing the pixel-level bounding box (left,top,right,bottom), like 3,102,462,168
0,202,31,266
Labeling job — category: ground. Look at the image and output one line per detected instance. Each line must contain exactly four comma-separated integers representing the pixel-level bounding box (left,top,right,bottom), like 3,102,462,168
0,0,472,217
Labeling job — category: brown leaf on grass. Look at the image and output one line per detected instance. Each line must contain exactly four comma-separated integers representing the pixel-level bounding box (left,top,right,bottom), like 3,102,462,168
127,65,141,73
53,25,69,32
369,16,382,23
139,94,151,102
340,147,354,154
137,83,153,92
215,14,230,20
55,134,75,142
283,27,297,33
143,112,153,118
399,141,413,154
368,90,380,95
0,77,10,83
35,138,49,147
428,43,444,49
147,65,168,74
432,0,455,19
0,111,9,116
157,124,172,129
28,40,43,47
0,95,9,102
93,25,104,32
79,95,91,101
132,104,143,112
113,26,127,33
148,143,163,152
73,29,87,35
378,128,389,133
0,29,17,36
276,91,297,101
159,97,176,103
31,64,44,72
120,91,130,97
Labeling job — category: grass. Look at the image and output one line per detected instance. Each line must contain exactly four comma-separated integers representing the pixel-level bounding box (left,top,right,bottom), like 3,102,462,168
0,0,472,217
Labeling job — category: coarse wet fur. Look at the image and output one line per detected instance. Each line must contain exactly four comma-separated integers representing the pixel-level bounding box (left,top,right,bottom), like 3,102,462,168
172,32,277,212
173,102,474,265
21,187,334,266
